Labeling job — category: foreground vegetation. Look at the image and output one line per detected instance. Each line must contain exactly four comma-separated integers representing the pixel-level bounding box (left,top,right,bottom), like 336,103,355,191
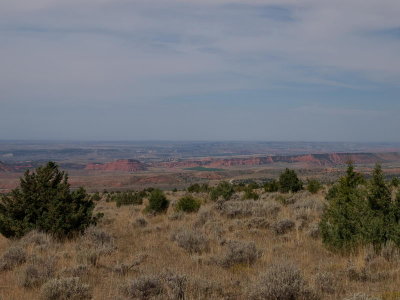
0,163,400,299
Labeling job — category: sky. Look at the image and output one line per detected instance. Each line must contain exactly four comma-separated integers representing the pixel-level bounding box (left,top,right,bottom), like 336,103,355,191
1,0,400,142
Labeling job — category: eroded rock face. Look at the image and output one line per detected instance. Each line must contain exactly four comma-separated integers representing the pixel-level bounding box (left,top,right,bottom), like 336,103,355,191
85,159,147,172
156,152,400,169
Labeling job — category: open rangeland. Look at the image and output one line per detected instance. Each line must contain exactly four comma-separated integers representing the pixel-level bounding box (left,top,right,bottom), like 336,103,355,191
1,187,399,300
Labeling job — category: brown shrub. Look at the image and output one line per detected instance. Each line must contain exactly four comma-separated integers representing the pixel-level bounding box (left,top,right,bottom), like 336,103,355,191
76,227,116,266
162,270,188,300
121,275,164,299
248,262,318,300
194,208,215,228
217,240,261,268
307,223,320,239
171,229,210,254
18,256,56,288
0,246,27,271
40,277,92,300
314,271,337,294
134,217,148,228
272,219,295,235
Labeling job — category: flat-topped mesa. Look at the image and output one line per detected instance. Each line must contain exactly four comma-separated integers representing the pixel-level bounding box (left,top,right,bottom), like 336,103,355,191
85,159,148,172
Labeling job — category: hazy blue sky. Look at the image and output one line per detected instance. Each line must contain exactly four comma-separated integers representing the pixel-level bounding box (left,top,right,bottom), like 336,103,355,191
1,0,400,141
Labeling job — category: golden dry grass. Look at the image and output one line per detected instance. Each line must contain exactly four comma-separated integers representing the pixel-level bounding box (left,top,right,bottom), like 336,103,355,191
0,190,399,299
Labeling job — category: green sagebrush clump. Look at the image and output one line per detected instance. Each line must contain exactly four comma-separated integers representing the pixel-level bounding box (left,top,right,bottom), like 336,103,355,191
243,187,259,200
306,179,323,194
320,163,400,253
278,168,303,193
264,179,279,193
209,181,234,201
0,162,101,239
187,183,209,193
145,189,169,214
106,190,146,207
176,195,201,213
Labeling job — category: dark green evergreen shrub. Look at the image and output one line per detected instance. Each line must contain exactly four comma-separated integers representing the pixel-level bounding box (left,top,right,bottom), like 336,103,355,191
90,192,101,202
320,163,400,253
320,163,369,252
278,169,303,193
146,189,169,213
264,179,279,193
176,195,201,213
391,177,400,188
306,179,322,194
0,162,100,239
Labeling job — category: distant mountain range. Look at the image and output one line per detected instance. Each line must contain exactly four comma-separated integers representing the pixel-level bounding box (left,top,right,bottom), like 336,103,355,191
2,152,400,172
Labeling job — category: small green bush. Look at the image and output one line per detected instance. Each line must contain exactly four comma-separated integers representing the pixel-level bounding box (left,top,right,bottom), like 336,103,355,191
306,179,322,194
209,181,234,201
264,179,279,192
278,169,303,193
243,188,259,200
146,189,169,213
391,177,400,188
187,183,209,193
176,195,201,213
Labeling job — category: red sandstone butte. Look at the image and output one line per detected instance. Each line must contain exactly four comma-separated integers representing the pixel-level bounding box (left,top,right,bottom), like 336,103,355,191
85,159,147,172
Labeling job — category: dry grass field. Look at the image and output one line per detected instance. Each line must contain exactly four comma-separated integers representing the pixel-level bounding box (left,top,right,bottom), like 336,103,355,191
1,188,400,300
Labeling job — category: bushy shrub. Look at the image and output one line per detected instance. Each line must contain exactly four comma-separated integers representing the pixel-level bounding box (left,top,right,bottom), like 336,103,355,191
272,219,295,235
145,189,169,214
391,177,400,188
115,191,145,207
18,256,56,288
320,163,400,252
217,240,261,268
90,192,101,202
320,163,369,252
40,277,92,300
279,168,303,193
171,229,210,254
307,179,323,194
0,162,101,239
314,271,336,294
0,246,26,271
209,181,234,201
249,263,317,300
243,188,259,200
176,195,201,213
187,183,209,193
121,275,164,299
264,179,279,193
